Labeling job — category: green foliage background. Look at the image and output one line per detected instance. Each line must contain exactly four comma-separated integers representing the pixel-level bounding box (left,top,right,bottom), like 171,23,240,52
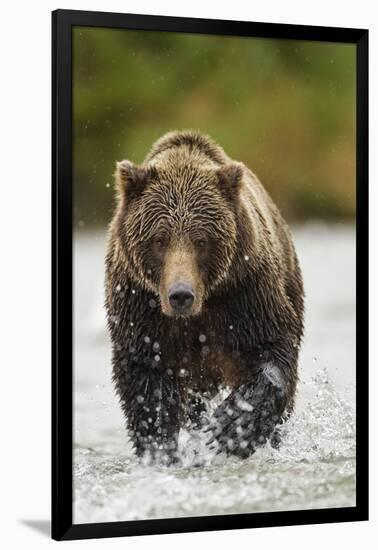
73,27,356,226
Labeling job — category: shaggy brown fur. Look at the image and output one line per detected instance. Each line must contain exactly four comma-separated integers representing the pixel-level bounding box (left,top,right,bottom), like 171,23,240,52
105,130,304,463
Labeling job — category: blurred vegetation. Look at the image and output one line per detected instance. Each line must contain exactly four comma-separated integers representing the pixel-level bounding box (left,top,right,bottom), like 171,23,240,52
73,27,356,227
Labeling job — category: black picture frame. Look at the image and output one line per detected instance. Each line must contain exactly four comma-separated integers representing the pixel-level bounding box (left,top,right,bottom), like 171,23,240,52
52,8,369,541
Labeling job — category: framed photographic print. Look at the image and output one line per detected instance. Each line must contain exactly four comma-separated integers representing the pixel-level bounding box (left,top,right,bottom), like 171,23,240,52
52,9,369,541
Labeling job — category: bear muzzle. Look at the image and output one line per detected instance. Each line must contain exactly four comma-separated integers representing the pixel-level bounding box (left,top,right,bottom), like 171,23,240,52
158,242,205,317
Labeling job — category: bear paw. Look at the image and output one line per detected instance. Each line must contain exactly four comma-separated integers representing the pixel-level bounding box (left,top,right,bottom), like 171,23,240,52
205,365,287,458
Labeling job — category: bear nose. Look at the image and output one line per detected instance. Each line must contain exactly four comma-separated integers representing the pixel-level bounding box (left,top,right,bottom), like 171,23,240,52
168,283,194,312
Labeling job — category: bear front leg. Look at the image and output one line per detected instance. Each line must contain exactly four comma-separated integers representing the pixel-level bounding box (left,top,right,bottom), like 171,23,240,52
207,351,296,458
113,350,183,465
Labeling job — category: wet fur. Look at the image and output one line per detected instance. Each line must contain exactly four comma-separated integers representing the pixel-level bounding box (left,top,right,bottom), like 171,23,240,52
105,130,304,462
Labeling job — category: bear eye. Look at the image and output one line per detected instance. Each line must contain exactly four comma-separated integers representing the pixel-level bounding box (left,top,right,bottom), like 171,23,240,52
195,238,207,249
153,235,167,250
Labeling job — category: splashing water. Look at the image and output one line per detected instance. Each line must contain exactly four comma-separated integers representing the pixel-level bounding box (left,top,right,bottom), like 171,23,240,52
73,225,356,523
74,367,355,523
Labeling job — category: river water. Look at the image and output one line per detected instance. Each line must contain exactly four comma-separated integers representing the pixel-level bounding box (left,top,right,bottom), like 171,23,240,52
73,224,356,523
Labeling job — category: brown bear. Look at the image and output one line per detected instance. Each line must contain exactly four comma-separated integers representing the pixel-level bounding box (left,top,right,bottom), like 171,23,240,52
105,130,304,464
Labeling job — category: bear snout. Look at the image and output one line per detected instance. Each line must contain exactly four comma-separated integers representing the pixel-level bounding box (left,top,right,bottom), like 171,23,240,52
168,282,195,314
159,243,204,317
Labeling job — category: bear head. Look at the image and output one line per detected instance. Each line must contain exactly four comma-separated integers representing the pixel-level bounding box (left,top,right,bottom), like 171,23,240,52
113,157,244,318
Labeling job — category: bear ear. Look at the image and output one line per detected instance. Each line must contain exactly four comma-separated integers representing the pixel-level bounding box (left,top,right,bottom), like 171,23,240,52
217,162,244,201
115,160,156,201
